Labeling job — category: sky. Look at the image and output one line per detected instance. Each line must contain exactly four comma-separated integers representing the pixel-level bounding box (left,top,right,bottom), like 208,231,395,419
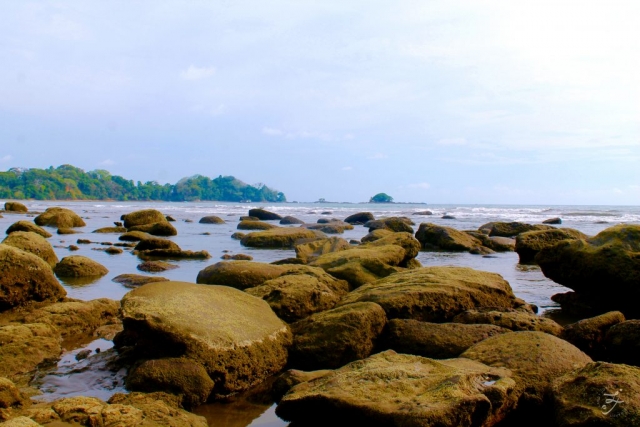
1,1,638,204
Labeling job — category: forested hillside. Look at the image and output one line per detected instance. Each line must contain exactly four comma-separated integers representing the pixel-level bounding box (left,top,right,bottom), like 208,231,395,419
0,165,286,202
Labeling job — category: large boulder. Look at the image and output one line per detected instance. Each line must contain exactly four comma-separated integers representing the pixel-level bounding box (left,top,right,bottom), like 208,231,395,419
453,309,563,336
3,202,27,213
280,216,304,225
366,217,414,233
604,320,640,366
276,350,518,427
248,208,282,220
461,331,592,408
287,302,387,370
34,207,86,228
360,229,393,243
294,237,351,264
241,228,325,248
536,224,640,316
478,221,554,237
2,231,58,267
54,256,109,278
338,266,520,322
0,244,66,311
344,212,374,224
552,362,640,426
415,223,486,252
122,209,166,228
0,323,61,384
5,221,52,238
128,222,177,236
198,216,225,224
515,228,588,264
561,311,625,360
382,318,509,359
134,238,181,252
196,261,286,289
115,282,292,396
364,232,421,265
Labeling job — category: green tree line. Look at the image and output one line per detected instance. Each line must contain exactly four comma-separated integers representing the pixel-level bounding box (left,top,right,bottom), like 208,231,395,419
0,165,286,202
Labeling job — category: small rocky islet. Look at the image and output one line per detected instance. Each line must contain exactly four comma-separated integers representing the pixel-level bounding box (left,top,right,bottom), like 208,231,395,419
0,203,639,426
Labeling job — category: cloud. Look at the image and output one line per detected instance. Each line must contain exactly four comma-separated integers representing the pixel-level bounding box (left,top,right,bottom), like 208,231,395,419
613,188,623,194
436,138,467,146
341,166,353,171
408,182,430,189
367,153,388,159
100,159,115,166
180,65,216,81
262,127,284,136
0,155,13,163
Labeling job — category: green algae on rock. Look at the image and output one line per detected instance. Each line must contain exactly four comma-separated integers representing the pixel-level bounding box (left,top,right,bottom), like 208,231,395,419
5,221,52,238
2,231,58,267
54,256,108,278
34,207,86,228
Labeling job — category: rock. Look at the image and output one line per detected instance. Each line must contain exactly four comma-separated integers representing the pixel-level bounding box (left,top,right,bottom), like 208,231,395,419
364,232,421,265
0,416,40,426
365,217,414,233
128,222,177,236
126,358,214,408
135,249,210,259
5,221,52,238
413,210,433,215
92,226,127,233
230,232,245,240
137,261,179,272
543,217,562,224
54,256,108,278
561,311,625,360
338,266,519,322
114,221,123,227
166,215,176,222
552,362,640,426
280,216,304,225
276,350,517,427
604,320,640,366
56,227,80,235
288,302,387,370
239,216,260,221
344,212,374,224
0,245,66,311
122,209,167,228
305,221,354,234
382,318,509,359
461,331,592,408
320,211,332,215
241,228,325,248
115,281,292,396
34,207,85,228
415,223,486,252
134,238,181,252
199,216,225,224
3,202,27,213
104,246,123,255
536,225,640,316
2,231,58,267
478,221,554,237
453,309,563,336
68,245,79,251
0,323,61,383
360,229,393,243
220,253,253,261
515,228,588,264
245,265,350,323
118,231,154,241
248,208,282,220
0,377,27,413
196,261,286,289
294,237,351,264
113,274,169,288
107,392,208,426
272,369,332,399
466,233,516,252
237,220,278,230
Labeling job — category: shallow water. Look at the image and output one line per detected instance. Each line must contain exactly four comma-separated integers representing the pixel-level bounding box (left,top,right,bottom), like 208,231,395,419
2,200,639,426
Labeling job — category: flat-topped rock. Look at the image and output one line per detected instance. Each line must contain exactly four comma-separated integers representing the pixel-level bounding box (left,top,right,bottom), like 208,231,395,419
196,261,286,289
5,221,52,238
115,281,292,396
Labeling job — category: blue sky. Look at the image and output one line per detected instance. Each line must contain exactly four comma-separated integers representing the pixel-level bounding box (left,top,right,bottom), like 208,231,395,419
1,1,638,204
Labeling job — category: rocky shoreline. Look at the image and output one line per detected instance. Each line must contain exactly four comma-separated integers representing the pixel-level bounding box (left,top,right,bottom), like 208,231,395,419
0,202,638,426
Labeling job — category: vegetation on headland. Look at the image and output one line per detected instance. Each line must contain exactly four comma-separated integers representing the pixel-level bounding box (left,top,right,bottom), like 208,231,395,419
0,164,286,202
369,193,394,203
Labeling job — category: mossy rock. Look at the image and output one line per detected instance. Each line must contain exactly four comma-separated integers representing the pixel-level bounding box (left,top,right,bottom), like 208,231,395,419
126,358,214,408
122,209,167,228
478,221,554,237
241,228,325,249
561,311,625,360
3,202,28,213
248,208,282,220
0,323,61,384
280,216,304,225
604,320,640,366
2,231,58,267
461,331,592,408
129,221,177,236
134,238,181,252
135,249,210,259
288,302,387,370
295,237,351,264
54,255,108,278
113,274,170,288
305,222,354,234
0,244,66,311
230,232,245,240
5,221,52,238
34,207,86,228
415,223,486,252
536,224,640,316
515,228,588,264
552,362,640,426
57,227,80,235
199,216,225,224
92,226,127,233
115,281,292,396
276,350,517,427
196,261,286,289
360,229,393,243
344,211,374,224
338,266,519,322
453,309,563,336
237,220,278,231
366,217,414,233
220,253,253,261
272,369,333,399
137,261,179,273
119,231,154,242
381,318,509,359
363,232,421,265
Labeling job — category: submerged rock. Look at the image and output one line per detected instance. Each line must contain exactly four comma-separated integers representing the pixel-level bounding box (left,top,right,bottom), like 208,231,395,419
92,226,127,233
137,261,179,272
112,274,169,288
199,216,225,224
34,207,86,228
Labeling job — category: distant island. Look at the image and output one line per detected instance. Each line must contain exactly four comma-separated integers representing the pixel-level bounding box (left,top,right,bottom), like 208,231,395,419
0,164,286,202
369,192,394,203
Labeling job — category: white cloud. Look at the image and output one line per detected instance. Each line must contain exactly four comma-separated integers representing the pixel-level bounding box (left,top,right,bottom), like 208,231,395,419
436,138,467,146
100,159,115,166
341,166,353,171
262,127,284,136
0,155,13,163
408,182,430,189
180,65,216,81
367,153,388,160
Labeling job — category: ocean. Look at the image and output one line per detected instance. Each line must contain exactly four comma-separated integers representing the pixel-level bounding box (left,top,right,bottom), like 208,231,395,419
2,200,639,426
